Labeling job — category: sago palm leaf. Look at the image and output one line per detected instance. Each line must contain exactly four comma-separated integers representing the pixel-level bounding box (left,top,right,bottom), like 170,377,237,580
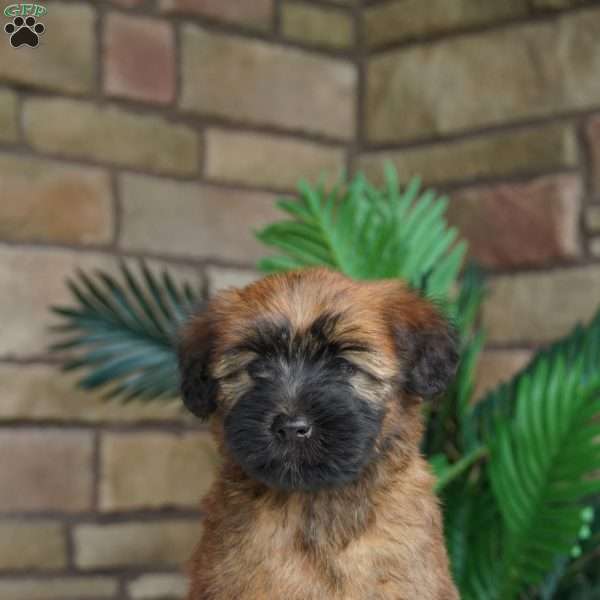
256,165,466,301
474,307,600,440
446,307,600,599
50,260,200,401
462,354,600,600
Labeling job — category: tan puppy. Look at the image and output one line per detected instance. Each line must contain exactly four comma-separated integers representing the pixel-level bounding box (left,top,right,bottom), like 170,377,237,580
178,268,459,600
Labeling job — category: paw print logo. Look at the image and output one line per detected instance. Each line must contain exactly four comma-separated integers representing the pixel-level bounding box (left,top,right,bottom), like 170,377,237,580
4,15,45,48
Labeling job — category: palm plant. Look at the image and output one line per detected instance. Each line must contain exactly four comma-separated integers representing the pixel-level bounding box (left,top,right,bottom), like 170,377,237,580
51,167,600,599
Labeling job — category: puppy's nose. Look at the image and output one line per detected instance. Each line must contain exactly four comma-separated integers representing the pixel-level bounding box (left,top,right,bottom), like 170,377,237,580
271,415,313,441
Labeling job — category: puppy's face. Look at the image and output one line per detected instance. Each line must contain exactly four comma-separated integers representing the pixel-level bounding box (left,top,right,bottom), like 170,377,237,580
179,268,457,492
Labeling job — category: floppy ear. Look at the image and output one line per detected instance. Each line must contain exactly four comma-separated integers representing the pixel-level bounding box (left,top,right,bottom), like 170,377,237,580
395,322,459,397
177,308,219,420
388,288,459,398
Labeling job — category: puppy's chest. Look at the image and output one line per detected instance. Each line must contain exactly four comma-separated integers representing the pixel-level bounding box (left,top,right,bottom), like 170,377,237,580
229,502,418,600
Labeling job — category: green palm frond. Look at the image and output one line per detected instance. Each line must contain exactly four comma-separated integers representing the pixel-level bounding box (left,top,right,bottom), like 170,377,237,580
474,308,600,440
50,260,200,401
256,165,466,301
454,307,600,599
461,355,600,600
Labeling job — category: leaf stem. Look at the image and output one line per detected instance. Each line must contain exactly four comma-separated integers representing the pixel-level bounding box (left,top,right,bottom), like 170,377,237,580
434,445,488,493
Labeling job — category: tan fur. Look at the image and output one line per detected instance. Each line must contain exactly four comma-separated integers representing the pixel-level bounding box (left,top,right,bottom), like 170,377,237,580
182,268,459,600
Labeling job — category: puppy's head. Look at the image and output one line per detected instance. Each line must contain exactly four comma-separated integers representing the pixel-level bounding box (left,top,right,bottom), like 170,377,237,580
178,268,458,492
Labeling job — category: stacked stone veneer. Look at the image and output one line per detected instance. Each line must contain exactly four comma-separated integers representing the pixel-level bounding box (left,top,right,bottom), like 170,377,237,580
0,1,599,598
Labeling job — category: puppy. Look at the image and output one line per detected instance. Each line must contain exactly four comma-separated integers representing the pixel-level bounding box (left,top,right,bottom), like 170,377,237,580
178,267,459,600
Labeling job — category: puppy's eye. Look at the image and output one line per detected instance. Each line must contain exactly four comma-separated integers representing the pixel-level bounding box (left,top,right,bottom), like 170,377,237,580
336,358,357,376
248,359,271,380
221,369,244,382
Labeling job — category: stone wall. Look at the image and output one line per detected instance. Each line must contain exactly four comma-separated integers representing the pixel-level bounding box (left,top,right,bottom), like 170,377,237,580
360,0,600,400
0,0,599,598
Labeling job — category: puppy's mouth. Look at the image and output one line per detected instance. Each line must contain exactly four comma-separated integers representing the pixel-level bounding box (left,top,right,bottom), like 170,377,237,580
223,391,384,492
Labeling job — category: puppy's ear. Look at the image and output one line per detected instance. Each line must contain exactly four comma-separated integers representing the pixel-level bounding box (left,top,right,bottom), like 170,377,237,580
387,287,459,398
395,322,459,398
177,307,219,420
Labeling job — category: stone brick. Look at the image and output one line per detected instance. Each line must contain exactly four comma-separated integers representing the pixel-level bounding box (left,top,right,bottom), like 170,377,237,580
100,431,218,510
0,364,189,423
128,574,187,599
104,14,175,104
0,247,107,357
367,8,600,143
0,578,118,600
0,246,204,359
358,123,578,186
0,154,113,245
447,175,581,268
74,520,201,568
181,26,356,140
0,89,18,143
206,266,262,295
0,521,67,570
205,129,346,189
473,349,533,403
587,205,600,231
282,2,354,49
0,430,93,512
160,0,272,29
482,265,600,344
587,116,600,195
23,98,198,175
119,174,279,263
0,2,94,94
366,0,525,48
